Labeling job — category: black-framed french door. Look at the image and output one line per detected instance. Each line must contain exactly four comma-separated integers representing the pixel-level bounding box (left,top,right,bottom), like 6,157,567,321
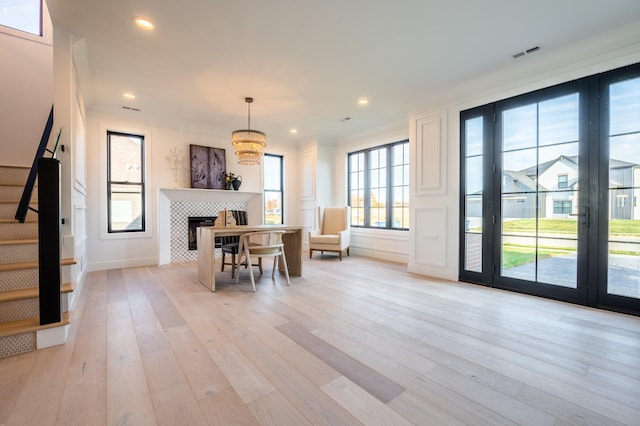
596,65,640,314
460,62,640,316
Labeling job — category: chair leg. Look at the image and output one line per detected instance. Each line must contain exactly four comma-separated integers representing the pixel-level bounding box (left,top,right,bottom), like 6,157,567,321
248,252,256,292
309,249,313,259
347,247,350,256
280,252,290,285
230,253,236,278
258,258,263,275
271,256,277,279
339,250,342,261
221,251,226,272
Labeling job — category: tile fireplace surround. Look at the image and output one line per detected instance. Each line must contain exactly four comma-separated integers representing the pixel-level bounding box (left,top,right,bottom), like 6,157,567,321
158,188,262,264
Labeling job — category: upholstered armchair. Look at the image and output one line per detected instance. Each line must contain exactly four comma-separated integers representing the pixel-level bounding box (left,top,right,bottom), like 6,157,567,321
308,206,351,260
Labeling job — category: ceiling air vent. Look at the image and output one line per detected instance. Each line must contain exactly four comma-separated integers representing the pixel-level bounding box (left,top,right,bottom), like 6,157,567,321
512,45,541,60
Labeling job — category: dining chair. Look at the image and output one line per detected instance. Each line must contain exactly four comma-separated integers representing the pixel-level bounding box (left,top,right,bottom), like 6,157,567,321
235,230,290,291
220,210,248,277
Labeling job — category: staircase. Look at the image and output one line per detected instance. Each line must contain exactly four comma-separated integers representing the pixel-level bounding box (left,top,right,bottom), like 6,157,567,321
0,165,74,358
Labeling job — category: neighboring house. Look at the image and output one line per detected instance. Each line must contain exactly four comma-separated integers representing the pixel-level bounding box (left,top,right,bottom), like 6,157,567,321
610,158,640,220
468,155,640,220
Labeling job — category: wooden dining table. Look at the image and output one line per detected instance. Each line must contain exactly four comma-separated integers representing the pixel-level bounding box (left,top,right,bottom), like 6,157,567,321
196,224,304,291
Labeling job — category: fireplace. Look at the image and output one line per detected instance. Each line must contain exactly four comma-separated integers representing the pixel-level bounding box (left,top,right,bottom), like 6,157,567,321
188,216,217,250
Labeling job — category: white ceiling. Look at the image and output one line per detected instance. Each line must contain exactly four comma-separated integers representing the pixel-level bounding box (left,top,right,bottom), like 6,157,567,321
47,0,640,144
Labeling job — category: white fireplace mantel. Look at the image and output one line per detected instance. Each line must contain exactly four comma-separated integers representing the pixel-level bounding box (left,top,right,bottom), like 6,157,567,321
158,187,263,264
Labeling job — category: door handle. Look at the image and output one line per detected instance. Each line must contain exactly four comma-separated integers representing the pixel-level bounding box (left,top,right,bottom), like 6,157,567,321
569,205,590,227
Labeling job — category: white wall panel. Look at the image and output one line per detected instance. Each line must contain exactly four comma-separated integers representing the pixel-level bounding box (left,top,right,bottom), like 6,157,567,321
413,111,447,195
300,147,316,201
414,207,447,267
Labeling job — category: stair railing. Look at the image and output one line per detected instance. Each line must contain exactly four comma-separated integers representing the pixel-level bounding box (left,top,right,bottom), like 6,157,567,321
15,105,56,223
14,105,63,325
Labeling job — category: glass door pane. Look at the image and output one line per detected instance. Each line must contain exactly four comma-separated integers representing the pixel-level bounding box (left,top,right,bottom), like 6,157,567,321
607,77,640,299
499,93,581,289
463,116,484,273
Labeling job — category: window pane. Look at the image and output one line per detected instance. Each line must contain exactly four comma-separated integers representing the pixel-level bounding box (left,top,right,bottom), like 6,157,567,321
264,154,283,224
465,116,483,156
351,207,364,226
392,144,404,166
264,192,282,224
264,155,282,190
109,184,143,231
610,77,640,135
466,155,483,195
502,148,537,194
0,0,41,35
392,165,403,186
539,94,579,146
503,104,537,151
109,133,143,183
392,206,408,229
351,189,364,208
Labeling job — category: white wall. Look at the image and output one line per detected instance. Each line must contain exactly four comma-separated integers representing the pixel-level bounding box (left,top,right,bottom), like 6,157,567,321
53,28,88,305
85,110,299,271
0,2,53,166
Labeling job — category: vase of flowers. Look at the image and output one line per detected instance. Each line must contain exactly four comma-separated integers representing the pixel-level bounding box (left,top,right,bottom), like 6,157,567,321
223,172,235,190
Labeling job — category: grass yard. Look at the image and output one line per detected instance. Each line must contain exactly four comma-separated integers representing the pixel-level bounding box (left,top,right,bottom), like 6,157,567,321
502,243,574,269
501,218,640,236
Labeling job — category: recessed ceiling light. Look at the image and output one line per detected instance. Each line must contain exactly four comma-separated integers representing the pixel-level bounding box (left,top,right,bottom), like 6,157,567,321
135,18,154,30
123,93,136,99
289,128,298,134
358,98,369,106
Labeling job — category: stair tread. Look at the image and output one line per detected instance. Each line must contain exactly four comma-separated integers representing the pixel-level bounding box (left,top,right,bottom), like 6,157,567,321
0,218,38,224
0,282,75,302
0,312,70,338
0,258,77,272
0,238,39,246
0,165,30,169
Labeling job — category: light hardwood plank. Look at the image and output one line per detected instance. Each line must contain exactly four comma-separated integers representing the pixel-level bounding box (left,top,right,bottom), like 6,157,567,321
247,390,313,426
198,388,260,426
5,343,74,425
0,351,37,424
164,325,231,399
105,301,157,425
208,343,275,404
320,376,413,426
56,276,107,425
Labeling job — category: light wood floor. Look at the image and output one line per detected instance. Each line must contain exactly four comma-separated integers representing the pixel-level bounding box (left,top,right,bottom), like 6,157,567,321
1,255,639,425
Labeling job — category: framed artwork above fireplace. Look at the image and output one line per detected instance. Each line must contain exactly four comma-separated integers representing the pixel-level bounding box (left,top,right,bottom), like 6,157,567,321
190,144,226,189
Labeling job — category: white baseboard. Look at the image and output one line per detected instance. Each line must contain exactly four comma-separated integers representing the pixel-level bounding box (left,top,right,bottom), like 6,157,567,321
350,246,409,264
88,256,158,272
407,262,457,282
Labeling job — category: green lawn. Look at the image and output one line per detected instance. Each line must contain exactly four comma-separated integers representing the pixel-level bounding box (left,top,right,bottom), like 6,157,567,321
500,218,640,236
502,244,571,269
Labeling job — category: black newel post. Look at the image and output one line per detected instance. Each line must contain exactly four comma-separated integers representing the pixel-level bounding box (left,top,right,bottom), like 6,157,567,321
38,158,62,325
